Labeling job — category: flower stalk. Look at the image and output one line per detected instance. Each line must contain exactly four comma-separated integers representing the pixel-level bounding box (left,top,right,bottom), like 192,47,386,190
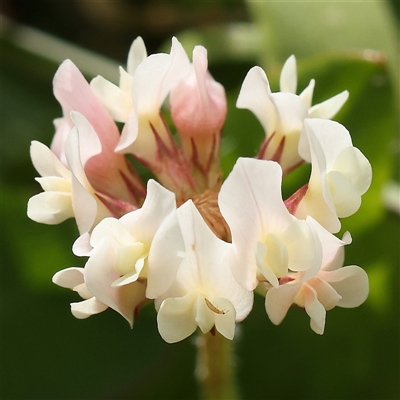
196,332,239,400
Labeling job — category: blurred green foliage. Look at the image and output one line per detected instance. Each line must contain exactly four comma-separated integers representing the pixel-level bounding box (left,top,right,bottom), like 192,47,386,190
1,0,399,399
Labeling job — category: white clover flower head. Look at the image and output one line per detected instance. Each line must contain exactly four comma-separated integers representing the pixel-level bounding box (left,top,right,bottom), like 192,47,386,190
29,37,371,342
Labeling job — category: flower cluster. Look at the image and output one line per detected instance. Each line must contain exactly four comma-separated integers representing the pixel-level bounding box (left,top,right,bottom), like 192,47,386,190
28,37,371,343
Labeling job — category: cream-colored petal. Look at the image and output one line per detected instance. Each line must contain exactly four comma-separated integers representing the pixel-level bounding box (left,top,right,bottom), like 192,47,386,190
157,294,197,343
27,192,73,224
326,170,361,217
70,297,108,319
321,266,369,308
279,55,297,93
309,90,349,119
90,76,132,122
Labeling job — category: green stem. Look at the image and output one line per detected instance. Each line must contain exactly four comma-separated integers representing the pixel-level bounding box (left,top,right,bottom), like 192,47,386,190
195,332,239,400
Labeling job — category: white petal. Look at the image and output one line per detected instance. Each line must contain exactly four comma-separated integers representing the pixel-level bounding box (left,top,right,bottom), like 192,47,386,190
35,176,71,192
321,266,369,308
30,140,71,179
299,79,315,109
309,278,342,310
194,294,215,334
219,158,290,290
265,282,302,325
157,294,198,343
127,36,148,76
302,284,326,334
52,267,85,289
279,55,297,93
72,232,92,256
65,128,98,234
283,219,320,272
121,179,176,244
27,192,73,224
90,76,132,122
146,210,185,299
309,90,349,119
213,297,237,340
332,146,372,196
85,240,146,326
326,170,362,217
236,66,278,136
272,92,308,136
71,297,108,319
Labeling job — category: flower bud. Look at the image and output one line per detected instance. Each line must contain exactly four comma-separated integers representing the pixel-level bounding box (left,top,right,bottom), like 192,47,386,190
170,46,227,190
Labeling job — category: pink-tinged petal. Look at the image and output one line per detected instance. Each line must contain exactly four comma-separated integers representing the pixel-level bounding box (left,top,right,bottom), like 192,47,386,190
236,66,278,136
265,282,302,325
308,278,342,310
52,267,92,299
65,128,99,234
72,232,92,257
70,112,102,166
30,141,71,178
52,267,85,289
157,294,198,343
279,55,297,93
309,90,349,119
70,297,108,319
299,79,315,109
320,266,369,308
52,60,115,158
90,75,132,122
51,118,71,165
170,45,226,140
85,239,146,326
27,192,73,224
302,284,326,334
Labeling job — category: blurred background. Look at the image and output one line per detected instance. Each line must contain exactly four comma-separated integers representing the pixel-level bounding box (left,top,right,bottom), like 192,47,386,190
1,1,399,399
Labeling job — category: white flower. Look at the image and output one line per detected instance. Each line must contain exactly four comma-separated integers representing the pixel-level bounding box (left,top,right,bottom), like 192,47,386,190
61,179,175,326
52,267,108,319
90,36,148,123
86,179,176,287
28,112,110,235
236,55,349,173
114,38,190,160
294,118,372,233
149,200,253,343
218,157,322,291
265,222,369,334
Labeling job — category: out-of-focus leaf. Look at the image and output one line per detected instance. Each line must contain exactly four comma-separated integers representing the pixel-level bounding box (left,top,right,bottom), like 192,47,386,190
247,0,399,84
